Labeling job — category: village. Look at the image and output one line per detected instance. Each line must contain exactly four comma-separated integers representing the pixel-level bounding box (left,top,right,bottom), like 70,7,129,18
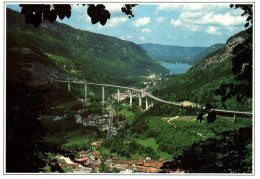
42,74,178,173
56,140,183,173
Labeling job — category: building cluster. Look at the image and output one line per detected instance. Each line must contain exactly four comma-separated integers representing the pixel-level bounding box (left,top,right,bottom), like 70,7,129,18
104,157,165,173
76,110,123,135
57,150,168,173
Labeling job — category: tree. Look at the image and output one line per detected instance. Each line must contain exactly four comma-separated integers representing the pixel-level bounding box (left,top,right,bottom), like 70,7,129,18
160,126,252,173
19,4,137,28
215,4,253,104
112,167,119,173
6,73,47,172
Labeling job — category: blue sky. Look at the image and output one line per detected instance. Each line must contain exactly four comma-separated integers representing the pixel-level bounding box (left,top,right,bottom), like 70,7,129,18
7,3,247,47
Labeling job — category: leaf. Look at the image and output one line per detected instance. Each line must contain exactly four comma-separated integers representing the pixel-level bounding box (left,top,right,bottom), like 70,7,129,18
244,22,249,28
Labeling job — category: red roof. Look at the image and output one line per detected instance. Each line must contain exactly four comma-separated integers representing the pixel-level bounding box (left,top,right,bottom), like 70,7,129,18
150,163,157,168
144,163,150,167
136,166,144,169
135,160,144,165
92,151,101,156
156,162,164,169
146,168,158,173
76,158,88,162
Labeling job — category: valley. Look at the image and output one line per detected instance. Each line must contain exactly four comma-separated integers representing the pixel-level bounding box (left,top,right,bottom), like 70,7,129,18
5,4,253,174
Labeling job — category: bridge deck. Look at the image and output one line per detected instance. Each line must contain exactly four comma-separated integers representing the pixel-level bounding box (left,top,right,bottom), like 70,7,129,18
54,80,253,116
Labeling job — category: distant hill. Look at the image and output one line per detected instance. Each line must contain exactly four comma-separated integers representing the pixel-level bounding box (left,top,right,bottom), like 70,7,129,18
6,8,167,86
138,43,207,65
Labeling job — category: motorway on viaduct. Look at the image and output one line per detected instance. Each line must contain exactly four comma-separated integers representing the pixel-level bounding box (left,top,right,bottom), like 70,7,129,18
53,80,253,118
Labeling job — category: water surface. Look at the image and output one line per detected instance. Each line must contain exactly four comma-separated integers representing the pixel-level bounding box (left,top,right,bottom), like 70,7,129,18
160,63,192,74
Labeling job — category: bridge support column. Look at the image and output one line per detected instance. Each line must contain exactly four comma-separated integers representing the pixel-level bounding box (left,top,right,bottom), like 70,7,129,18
130,90,132,106
151,99,154,107
84,84,87,103
117,89,120,102
145,96,148,110
102,86,105,105
139,93,142,107
68,83,70,91
233,114,236,120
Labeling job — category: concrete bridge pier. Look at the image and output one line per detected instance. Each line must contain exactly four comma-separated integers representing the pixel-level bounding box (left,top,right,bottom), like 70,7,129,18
84,84,87,103
139,92,142,107
102,86,105,105
130,90,132,106
151,99,154,107
68,83,70,91
145,96,148,110
117,89,120,102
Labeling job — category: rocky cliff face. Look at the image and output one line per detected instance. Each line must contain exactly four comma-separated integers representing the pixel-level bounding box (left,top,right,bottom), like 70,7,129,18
190,32,247,71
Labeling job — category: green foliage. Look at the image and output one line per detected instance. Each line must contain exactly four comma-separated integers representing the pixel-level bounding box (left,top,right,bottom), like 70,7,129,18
7,8,167,86
152,56,252,111
161,125,252,173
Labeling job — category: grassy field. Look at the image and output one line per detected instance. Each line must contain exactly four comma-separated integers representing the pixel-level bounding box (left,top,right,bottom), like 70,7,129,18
137,138,172,160
64,130,90,146
56,100,82,110
118,108,135,125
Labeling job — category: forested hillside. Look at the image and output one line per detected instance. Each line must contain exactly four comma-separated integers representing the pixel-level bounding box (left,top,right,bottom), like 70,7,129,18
139,43,207,64
6,8,167,86
191,43,225,65
152,30,252,112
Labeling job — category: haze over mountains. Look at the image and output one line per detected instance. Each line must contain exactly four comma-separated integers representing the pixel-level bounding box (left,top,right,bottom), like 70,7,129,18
139,43,225,65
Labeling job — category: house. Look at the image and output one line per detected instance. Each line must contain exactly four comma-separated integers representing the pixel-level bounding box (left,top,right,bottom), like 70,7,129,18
96,118,107,124
125,166,134,173
135,158,144,166
75,158,88,165
114,160,128,169
143,168,158,173
91,141,103,148
97,123,109,131
74,166,93,173
57,156,78,168
77,151,87,158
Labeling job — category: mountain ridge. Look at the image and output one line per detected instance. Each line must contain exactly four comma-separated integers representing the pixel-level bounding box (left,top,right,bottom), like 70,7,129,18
139,43,207,65
6,8,168,86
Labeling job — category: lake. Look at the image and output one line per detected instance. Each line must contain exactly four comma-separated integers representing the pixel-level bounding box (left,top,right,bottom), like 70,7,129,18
160,63,192,74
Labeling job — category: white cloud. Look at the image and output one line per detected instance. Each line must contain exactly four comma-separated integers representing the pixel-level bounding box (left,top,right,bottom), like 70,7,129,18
132,17,150,27
141,28,151,33
156,3,230,12
206,26,222,35
104,3,124,13
198,12,246,26
179,12,203,19
170,19,181,26
98,17,128,29
127,35,133,39
156,4,182,11
77,14,91,22
156,16,168,23
72,4,87,12
139,36,145,41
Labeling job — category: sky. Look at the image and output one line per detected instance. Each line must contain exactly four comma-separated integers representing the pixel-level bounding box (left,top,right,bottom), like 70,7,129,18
7,3,248,47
